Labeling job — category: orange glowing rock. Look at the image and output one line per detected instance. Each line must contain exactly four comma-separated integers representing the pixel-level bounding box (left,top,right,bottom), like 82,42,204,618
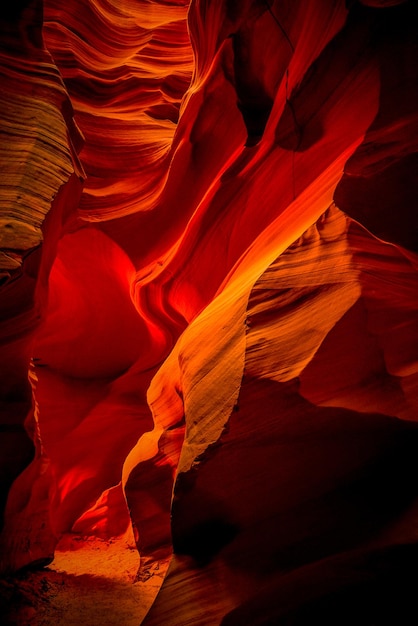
43,0,193,222
0,0,84,572
0,0,417,623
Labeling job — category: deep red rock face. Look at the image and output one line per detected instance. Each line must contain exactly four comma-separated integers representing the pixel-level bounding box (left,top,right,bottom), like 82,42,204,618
1,0,417,622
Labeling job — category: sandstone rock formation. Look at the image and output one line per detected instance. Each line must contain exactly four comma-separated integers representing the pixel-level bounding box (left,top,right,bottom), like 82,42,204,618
1,0,417,623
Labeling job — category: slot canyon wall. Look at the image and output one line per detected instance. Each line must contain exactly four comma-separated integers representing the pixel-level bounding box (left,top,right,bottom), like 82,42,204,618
1,0,417,623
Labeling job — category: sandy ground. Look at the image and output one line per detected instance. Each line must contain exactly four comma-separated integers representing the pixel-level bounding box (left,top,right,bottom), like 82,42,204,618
0,533,166,625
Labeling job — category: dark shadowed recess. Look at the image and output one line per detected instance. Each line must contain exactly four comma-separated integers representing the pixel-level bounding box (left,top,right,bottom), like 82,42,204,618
221,543,418,625
335,1,418,250
171,378,418,574
0,0,35,21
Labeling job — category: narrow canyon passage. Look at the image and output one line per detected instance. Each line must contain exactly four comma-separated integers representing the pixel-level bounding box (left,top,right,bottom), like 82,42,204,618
0,0,417,624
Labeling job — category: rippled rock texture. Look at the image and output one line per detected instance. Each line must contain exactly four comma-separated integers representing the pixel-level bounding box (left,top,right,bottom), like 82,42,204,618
1,0,417,623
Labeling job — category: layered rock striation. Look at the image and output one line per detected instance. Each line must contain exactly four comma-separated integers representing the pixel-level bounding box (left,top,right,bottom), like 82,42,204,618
0,0,417,623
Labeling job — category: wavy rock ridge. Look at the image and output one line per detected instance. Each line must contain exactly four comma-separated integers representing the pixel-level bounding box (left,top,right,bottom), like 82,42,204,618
0,0,417,623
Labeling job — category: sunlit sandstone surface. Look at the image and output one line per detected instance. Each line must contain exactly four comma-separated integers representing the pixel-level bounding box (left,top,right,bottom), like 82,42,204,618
0,0,417,623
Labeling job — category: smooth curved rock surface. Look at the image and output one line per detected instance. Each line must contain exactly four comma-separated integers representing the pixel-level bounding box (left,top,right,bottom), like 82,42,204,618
0,0,417,623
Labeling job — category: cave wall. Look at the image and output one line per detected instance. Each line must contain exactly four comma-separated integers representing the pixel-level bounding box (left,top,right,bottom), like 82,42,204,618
0,0,417,623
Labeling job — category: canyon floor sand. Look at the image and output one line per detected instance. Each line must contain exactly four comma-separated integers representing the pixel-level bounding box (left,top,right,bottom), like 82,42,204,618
0,533,164,625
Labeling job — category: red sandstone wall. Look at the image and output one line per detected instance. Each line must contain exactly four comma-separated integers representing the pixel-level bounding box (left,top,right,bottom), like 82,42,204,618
0,0,417,623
